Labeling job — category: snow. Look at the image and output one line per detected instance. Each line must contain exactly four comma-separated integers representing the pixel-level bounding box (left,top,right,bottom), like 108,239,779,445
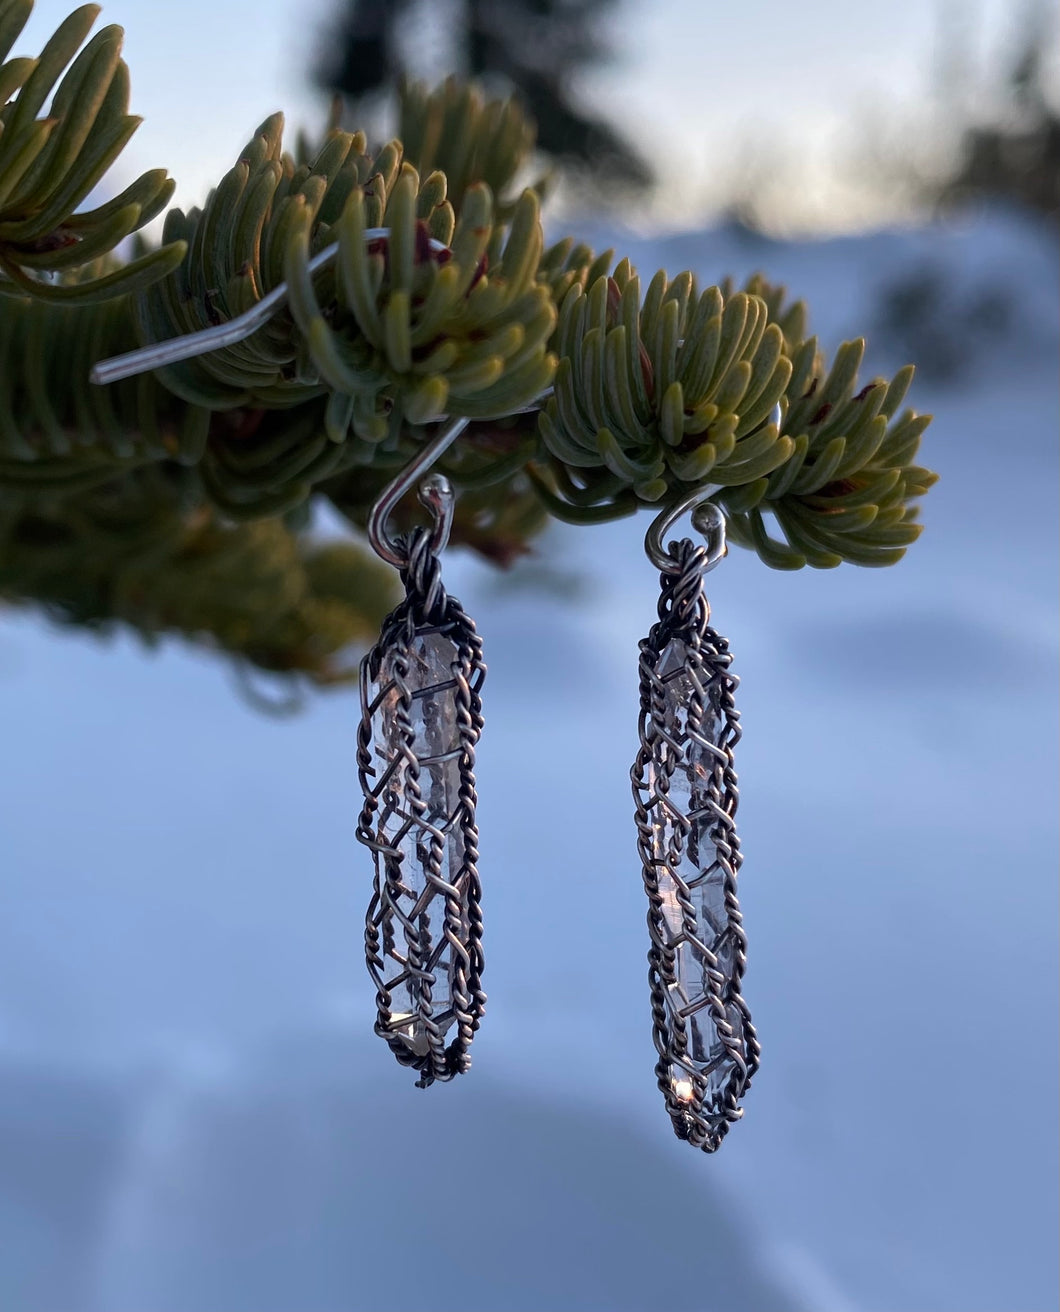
0,206,1056,1312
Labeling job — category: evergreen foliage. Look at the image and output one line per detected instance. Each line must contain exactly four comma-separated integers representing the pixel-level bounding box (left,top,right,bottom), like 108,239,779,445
0,1,936,688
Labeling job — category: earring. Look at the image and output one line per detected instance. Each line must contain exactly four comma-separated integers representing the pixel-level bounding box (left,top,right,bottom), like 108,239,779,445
632,492,760,1150
356,419,487,1087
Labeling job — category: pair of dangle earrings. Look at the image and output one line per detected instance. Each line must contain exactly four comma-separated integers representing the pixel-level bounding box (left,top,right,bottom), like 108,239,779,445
91,247,760,1152
356,418,760,1151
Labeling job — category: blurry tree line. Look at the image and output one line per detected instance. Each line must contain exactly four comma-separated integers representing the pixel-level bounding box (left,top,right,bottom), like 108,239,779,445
937,4,1059,226
871,6,1059,381
314,0,1057,227
314,0,652,192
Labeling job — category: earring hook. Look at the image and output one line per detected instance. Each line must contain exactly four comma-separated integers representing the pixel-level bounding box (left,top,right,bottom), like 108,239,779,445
88,228,450,387
643,402,782,573
367,415,469,567
644,485,726,574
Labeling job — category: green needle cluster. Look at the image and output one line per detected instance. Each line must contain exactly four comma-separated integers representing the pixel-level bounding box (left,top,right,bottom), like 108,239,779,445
136,111,382,412
715,275,937,567
398,76,541,216
0,277,206,485
0,0,182,301
539,266,794,508
285,171,557,430
0,467,399,684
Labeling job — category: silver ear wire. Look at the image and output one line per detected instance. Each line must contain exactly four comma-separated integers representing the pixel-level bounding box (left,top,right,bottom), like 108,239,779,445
643,400,782,574
366,417,468,567
644,485,724,574
88,228,450,387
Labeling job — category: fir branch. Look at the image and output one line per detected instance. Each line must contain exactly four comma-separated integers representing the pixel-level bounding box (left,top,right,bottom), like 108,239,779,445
0,1,939,686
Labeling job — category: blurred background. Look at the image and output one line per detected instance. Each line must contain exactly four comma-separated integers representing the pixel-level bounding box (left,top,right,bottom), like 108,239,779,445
1,1,1057,1309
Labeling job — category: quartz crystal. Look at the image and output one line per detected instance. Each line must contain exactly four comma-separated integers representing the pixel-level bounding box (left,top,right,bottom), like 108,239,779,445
647,637,745,1104
370,628,469,1047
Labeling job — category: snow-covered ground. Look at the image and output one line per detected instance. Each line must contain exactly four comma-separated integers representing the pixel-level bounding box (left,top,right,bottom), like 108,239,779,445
1,207,1056,1312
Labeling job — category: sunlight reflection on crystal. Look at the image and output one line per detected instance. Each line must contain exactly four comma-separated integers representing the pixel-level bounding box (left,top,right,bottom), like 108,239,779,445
672,1076,695,1102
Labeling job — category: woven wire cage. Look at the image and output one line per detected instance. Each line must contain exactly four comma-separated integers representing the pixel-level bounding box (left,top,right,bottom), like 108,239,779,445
632,537,760,1150
356,529,486,1087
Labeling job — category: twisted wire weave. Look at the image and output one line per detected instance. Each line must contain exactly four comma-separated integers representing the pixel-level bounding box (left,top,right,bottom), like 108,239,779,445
631,537,760,1150
356,526,486,1086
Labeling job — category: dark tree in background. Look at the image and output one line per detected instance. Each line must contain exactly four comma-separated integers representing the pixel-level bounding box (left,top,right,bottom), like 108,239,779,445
315,0,652,190
942,11,1060,227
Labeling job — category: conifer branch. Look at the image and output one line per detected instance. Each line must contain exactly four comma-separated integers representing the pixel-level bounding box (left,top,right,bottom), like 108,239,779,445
0,1,937,684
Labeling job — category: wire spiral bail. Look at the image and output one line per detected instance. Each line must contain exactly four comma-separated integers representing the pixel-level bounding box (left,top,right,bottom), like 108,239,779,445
356,419,487,1086
631,491,760,1150
643,486,727,575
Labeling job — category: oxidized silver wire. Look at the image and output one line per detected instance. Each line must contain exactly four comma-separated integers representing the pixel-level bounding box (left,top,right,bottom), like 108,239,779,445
632,492,760,1151
356,437,487,1087
367,417,468,566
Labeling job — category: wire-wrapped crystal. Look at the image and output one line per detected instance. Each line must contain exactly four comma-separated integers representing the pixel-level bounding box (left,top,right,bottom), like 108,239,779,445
631,535,760,1150
356,527,486,1086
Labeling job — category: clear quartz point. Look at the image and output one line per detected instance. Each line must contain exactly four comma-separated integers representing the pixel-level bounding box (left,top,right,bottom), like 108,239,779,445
371,629,468,1044
648,637,745,1104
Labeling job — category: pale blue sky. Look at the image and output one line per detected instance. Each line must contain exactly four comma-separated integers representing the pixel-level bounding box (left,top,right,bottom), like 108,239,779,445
15,0,1036,230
